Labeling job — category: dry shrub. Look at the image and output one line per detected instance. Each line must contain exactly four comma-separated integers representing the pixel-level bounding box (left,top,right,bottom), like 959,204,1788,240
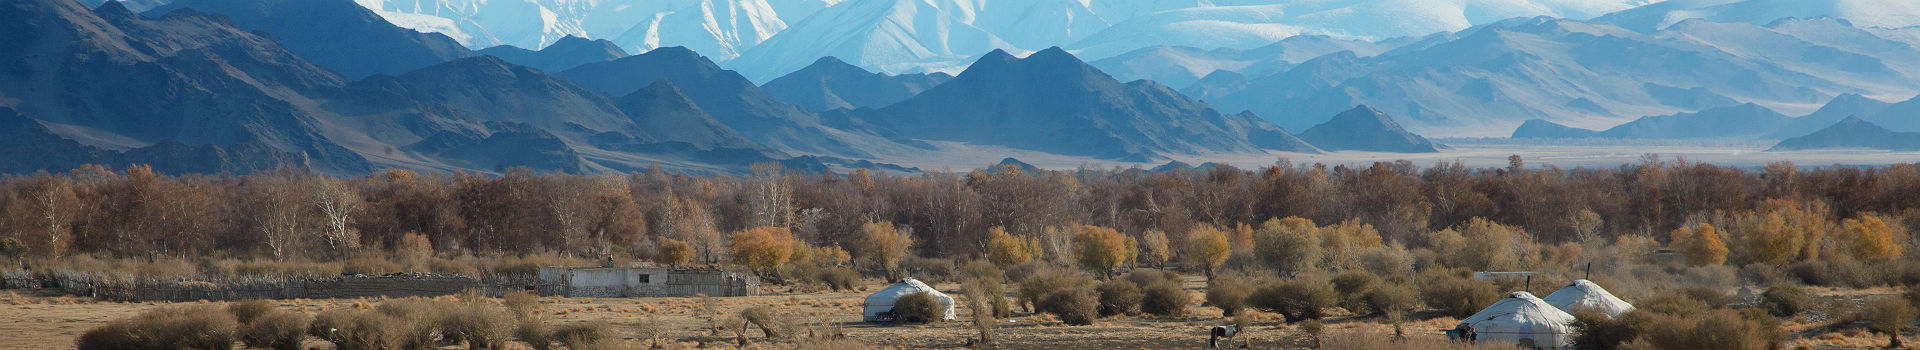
1906,285,1920,309
517,322,553,350
1332,270,1380,313
228,299,277,324
1362,283,1418,316
901,257,956,284
961,260,1012,318
1016,264,1091,313
1140,281,1189,317
1095,279,1142,316
1570,310,1641,350
1205,275,1254,316
376,299,446,349
1864,297,1918,347
1760,285,1813,317
892,292,944,323
1040,287,1099,326
77,306,238,350
1124,269,1180,287
442,302,516,349
1637,309,1783,350
816,267,858,291
551,321,612,349
240,309,310,350
505,290,542,321
1420,275,1498,318
1674,286,1734,308
1249,276,1337,323
1636,290,1710,317
1790,258,1877,288
1319,329,1508,350
310,309,403,350
343,256,401,275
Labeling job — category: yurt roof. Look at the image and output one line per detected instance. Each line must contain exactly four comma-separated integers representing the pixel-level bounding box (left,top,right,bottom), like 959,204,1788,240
1458,291,1577,335
1542,279,1634,317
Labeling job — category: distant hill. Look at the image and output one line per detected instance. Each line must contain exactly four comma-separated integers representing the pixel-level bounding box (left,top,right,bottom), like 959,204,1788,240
1770,117,1920,151
1515,104,1791,139
478,36,629,73
1512,119,1601,138
761,57,951,112
856,47,1318,161
1770,93,1893,139
1297,106,1443,153
149,0,475,79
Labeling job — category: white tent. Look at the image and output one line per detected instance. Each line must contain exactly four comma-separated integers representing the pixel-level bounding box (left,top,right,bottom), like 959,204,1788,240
862,277,956,322
1543,279,1634,318
1456,291,1577,349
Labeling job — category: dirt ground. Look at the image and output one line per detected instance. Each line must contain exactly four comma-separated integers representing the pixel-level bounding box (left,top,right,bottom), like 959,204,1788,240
0,277,1908,349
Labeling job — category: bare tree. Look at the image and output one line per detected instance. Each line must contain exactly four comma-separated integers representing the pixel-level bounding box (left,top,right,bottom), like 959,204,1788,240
309,177,364,261
745,163,794,229
246,174,309,261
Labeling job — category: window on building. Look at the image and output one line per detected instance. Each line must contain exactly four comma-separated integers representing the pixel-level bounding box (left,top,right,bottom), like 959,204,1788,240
637,274,651,283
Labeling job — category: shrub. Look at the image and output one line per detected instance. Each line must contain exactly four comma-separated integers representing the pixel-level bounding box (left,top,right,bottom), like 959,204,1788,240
1095,279,1143,316
343,256,402,275
1016,265,1090,313
78,306,238,350
1361,283,1418,316
375,299,445,349
1249,277,1338,323
442,303,515,349
816,267,858,291
1205,276,1254,317
1140,281,1189,317
1760,285,1813,317
894,292,944,323
1125,268,1180,288
1331,270,1380,313
902,257,957,284
1907,285,1920,310
1040,288,1099,326
240,310,310,350
1637,290,1710,317
1864,298,1918,348
310,309,403,350
228,299,276,325
1639,309,1783,350
1420,275,1498,318
740,305,783,337
1569,310,1641,350
1676,286,1734,308
550,321,612,349
505,290,542,321
516,322,552,350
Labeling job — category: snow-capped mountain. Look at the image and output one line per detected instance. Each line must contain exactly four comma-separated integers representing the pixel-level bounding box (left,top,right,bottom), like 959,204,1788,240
1596,0,1920,32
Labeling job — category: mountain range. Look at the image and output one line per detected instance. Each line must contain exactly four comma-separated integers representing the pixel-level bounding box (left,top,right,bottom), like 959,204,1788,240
1770,116,1920,152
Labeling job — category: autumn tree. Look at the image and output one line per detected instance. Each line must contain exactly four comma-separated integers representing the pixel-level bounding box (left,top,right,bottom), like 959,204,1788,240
1838,213,1903,260
1072,225,1130,278
986,227,1040,267
1318,219,1383,271
1254,217,1321,276
744,163,794,228
243,173,311,261
859,222,914,281
4,175,79,258
1139,229,1170,267
1188,226,1231,281
394,231,432,271
309,177,364,260
730,227,796,279
657,238,694,267
1672,223,1729,267
1451,218,1532,271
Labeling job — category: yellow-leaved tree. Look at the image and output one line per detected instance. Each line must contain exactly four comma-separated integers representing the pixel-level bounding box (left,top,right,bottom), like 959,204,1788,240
1188,225,1231,281
1838,213,1903,260
729,226,795,277
987,226,1041,267
859,222,914,281
1139,229,1171,267
1673,223,1728,267
1072,225,1129,278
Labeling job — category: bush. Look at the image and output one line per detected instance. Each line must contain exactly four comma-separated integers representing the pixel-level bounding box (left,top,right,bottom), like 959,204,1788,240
1676,286,1734,308
1125,269,1180,288
1420,275,1498,318
1016,265,1091,313
817,267,858,291
1361,283,1418,316
505,290,542,321
228,299,276,325
1331,270,1380,314
240,310,310,350
516,322,552,350
344,256,402,275
310,310,403,350
901,257,956,283
442,303,515,349
1569,310,1640,350
1205,276,1254,317
78,306,238,350
1639,309,1783,350
1760,285,1813,317
1249,277,1338,323
1864,297,1918,347
550,321,612,349
894,292,944,323
375,299,445,349
1041,288,1099,326
1140,281,1189,317
1095,279,1143,316
740,305,784,337
1637,290,1710,317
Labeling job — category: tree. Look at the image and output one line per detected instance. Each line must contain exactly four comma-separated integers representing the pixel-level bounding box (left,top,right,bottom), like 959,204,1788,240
394,232,433,271
986,227,1039,267
1188,226,1230,281
1674,223,1728,267
309,177,363,261
0,237,27,265
1838,213,1903,260
1071,225,1129,278
859,222,914,281
658,238,694,267
1254,217,1321,276
1138,229,1170,266
744,163,794,228
729,227,795,278
244,174,311,261
7,176,79,258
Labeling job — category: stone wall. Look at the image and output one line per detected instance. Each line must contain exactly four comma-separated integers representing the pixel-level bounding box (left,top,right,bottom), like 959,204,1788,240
540,267,756,298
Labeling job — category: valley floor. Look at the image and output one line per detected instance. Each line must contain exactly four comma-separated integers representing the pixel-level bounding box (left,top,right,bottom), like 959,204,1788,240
869,141,1920,172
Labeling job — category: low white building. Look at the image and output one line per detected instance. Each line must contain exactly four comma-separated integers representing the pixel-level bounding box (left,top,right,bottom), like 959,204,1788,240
537,266,757,298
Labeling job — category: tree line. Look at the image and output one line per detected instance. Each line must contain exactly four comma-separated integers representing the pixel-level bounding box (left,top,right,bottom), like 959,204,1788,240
1,157,1916,275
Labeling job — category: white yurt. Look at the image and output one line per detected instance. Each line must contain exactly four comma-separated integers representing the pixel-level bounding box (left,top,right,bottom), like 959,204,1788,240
1543,279,1634,318
862,277,956,322
1456,291,1577,349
